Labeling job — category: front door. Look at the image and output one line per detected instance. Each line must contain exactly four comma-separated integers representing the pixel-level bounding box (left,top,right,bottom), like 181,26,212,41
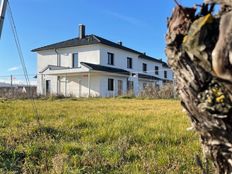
46,80,51,96
118,80,123,96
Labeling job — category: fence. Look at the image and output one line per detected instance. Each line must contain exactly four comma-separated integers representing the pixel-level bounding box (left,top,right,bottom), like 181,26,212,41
0,74,37,99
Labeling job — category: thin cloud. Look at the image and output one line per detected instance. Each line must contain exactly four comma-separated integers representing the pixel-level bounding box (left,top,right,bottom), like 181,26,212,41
8,66,20,72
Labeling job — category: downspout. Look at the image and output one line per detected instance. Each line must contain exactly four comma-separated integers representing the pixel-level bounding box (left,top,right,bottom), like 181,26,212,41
55,48,60,66
65,74,67,97
88,70,91,97
55,48,60,95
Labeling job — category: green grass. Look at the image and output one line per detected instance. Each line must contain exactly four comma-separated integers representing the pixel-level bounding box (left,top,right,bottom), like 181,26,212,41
0,98,203,173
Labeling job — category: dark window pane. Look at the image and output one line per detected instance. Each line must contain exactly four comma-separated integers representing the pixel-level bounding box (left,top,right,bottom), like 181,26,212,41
143,63,147,72
72,53,79,68
127,57,132,69
164,71,167,78
155,66,159,75
108,53,114,65
108,79,114,91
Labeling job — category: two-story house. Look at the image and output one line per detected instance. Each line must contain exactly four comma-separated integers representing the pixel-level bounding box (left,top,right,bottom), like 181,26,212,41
32,25,173,97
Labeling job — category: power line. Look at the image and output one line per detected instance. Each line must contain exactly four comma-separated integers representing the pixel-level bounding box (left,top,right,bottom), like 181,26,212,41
7,1,40,125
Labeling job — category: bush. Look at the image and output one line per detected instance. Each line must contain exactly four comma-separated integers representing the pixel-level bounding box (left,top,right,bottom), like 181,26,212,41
139,83,176,99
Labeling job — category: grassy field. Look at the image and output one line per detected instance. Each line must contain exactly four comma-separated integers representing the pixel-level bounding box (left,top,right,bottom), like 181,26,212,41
0,98,203,174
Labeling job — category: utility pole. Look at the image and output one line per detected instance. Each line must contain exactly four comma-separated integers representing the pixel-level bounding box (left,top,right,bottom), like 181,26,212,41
10,74,13,98
10,74,12,87
0,0,8,39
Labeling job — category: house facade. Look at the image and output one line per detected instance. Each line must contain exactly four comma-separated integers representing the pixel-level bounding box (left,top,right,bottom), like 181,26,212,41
32,25,173,97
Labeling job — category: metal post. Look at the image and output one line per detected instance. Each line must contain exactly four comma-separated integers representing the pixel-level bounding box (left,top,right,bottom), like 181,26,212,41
10,75,12,87
65,74,67,97
113,79,116,98
88,71,91,97
10,74,13,97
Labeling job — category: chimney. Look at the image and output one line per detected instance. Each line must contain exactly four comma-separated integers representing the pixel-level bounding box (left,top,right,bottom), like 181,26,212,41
117,41,123,46
79,24,85,39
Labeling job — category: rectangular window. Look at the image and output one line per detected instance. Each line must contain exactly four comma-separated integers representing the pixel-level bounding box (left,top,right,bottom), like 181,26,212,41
108,52,114,65
164,70,168,78
143,63,147,72
155,66,159,75
127,57,133,69
72,53,79,68
108,78,114,91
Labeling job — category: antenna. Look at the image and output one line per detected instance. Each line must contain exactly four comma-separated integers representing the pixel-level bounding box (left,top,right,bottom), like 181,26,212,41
0,0,8,39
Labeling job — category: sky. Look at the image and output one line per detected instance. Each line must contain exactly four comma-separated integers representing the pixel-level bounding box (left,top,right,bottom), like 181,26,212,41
0,0,204,84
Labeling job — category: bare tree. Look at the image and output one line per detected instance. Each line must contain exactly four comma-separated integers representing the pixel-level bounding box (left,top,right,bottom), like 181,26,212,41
166,1,232,173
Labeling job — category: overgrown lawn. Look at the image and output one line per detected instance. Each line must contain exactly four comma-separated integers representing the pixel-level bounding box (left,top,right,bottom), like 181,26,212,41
0,98,203,173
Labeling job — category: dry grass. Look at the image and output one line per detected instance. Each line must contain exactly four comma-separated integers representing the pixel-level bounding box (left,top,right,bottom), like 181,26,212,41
0,98,204,173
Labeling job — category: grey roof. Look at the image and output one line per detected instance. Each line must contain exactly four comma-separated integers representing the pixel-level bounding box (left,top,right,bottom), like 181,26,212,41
40,65,70,73
81,62,130,75
138,73,162,81
138,54,163,63
38,62,169,81
32,35,164,64
162,62,170,68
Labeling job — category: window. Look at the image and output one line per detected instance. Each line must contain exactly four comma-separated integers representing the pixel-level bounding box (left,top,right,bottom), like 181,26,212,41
108,79,114,91
72,53,79,68
143,63,147,72
127,57,133,69
164,70,168,78
108,52,114,65
155,66,159,75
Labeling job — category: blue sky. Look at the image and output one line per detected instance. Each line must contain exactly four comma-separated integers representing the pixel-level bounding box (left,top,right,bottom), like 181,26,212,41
0,0,203,84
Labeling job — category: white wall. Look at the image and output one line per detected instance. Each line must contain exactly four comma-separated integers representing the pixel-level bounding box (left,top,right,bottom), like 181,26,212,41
37,45,100,70
99,74,128,97
163,67,173,81
99,44,139,72
138,58,164,78
58,74,101,97
98,44,170,80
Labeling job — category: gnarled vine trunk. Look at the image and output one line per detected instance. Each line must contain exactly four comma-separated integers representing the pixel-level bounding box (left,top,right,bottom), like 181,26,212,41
165,1,232,173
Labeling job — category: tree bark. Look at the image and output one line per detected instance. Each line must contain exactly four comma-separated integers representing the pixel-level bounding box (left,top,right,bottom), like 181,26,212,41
166,2,232,173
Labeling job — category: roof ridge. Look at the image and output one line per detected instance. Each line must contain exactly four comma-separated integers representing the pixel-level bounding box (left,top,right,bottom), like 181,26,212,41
32,34,167,65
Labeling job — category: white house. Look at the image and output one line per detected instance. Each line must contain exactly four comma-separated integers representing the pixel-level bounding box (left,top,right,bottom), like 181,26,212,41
32,25,173,97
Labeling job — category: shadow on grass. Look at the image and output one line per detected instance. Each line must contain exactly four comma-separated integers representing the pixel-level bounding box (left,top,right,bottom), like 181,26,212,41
0,149,25,173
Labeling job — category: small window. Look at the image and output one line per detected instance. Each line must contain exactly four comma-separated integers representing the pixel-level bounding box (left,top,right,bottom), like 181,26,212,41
72,53,79,68
108,79,114,91
127,57,133,69
164,70,168,78
143,63,147,72
108,52,114,65
155,66,159,75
